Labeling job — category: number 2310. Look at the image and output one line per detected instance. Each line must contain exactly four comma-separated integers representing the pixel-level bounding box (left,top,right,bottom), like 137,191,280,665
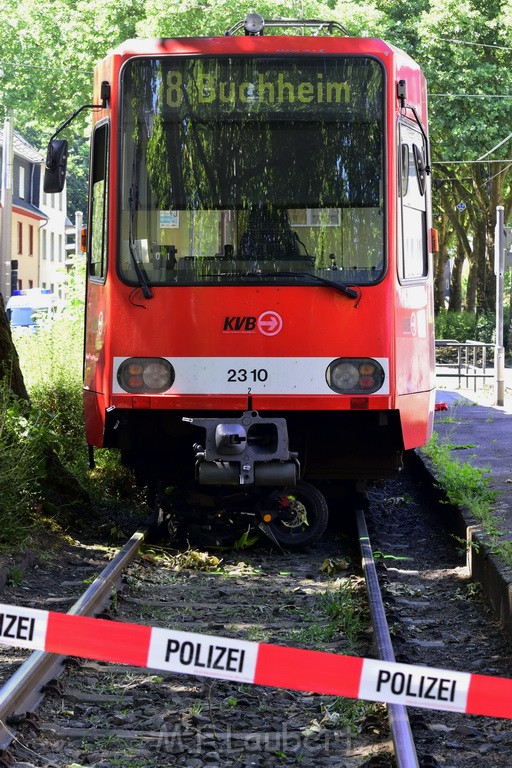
227,368,269,383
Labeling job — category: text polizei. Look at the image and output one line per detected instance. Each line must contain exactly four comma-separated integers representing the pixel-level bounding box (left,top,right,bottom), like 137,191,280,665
147,628,259,682
0,611,36,642
360,658,471,712
165,638,246,674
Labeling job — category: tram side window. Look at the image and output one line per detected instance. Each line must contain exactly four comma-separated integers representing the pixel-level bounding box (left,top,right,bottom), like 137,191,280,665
398,125,427,280
89,124,108,279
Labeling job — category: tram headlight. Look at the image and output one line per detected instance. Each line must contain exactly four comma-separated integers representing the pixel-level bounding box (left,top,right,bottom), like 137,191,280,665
326,358,384,394
143,362,172,390
118,358,174,393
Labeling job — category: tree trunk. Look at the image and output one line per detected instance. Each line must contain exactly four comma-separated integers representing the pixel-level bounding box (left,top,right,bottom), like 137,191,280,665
434,162,512,314
466,262,477,312
433,234,449,312
0,295,29,400
448,246,464,312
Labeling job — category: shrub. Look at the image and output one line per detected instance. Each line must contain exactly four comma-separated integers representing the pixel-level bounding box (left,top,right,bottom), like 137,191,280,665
11,270,137,516
0,383,47,545
13,290,85,470
435,310,495,344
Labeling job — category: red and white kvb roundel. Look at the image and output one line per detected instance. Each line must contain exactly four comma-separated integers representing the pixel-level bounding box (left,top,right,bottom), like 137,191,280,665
257,311,282,336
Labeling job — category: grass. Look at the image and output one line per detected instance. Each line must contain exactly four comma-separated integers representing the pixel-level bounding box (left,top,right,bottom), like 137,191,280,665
282,577,368,654
14,304,134,502
0,378,48,546
421,433,497,521
421,432,512,566
0,268,142,547
317,581,367,649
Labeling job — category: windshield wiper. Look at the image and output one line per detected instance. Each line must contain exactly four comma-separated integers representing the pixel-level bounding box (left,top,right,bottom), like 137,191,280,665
254,271,360,299
128,239,153,300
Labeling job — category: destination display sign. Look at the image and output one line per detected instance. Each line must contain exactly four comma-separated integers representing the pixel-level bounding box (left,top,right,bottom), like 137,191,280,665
124,56,383,120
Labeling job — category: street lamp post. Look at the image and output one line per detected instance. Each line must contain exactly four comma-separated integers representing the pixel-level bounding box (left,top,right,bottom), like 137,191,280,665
0,111,13,302
495,205,505,406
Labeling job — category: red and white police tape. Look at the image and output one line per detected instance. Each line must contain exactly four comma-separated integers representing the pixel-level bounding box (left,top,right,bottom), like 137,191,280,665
1,601,511,719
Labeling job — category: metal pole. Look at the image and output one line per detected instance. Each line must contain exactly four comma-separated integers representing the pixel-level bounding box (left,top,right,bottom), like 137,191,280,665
0,111,13,301
74,210,83,257
495,206,505,406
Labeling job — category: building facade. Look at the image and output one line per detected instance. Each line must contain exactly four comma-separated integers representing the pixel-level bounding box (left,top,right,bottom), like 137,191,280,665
0,127,69,299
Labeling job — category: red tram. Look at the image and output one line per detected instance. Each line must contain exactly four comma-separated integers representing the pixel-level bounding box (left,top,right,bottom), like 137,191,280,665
46,14,436,546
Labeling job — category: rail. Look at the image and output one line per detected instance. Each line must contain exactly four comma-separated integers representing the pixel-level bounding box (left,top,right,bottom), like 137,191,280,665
0,527,147,752
435,339,494,390
356,509,420,768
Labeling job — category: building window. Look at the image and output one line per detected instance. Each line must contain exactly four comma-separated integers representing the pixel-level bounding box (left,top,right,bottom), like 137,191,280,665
19,167,25,199
18,279,22,290
29,225,34,256
50,232,55,261
42,230,47,260
28,279,33,289
17,222,23,254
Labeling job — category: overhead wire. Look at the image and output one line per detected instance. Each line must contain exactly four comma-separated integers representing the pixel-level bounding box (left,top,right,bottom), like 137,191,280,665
430,94,512,98
0,60,92,74
431,36,512,51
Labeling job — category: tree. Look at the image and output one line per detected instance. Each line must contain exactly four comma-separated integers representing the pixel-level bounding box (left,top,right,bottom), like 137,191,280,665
370,0,512,312
0,0,147,212
137,0,351,37
415,0,512,312
2,0,512,311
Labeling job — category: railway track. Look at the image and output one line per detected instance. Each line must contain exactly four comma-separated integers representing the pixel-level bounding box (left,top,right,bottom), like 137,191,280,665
0,468,512,767
0,529,147,763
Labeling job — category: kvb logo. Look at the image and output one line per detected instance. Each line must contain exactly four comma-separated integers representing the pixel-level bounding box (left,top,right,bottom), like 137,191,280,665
223,316,256,332
223,311,283,336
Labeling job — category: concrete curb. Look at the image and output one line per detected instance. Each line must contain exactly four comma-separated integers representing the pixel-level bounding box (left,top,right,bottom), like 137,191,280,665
412,449,512,637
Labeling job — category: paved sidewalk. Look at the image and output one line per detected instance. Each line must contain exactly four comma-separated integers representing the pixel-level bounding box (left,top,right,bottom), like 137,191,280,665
420,373,512,634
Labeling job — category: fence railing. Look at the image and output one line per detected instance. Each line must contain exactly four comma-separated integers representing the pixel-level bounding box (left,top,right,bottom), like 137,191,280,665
435,339,495,390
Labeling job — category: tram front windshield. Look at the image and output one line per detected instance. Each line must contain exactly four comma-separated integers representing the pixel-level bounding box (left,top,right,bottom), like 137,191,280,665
119,56,384,287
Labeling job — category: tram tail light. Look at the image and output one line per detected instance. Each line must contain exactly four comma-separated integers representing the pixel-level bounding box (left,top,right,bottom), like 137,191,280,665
117,358,174,393
326,358,384,394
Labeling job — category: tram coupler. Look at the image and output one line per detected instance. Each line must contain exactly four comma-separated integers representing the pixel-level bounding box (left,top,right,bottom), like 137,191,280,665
183,410,299,486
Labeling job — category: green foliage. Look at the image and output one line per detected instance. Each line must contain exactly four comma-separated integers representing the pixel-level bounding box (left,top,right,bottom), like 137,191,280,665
421,433,498,525
0,382,47,545
137,0,350,37
0,0,147,213
318,581,366,650
435,310,495,343
13,270,84,465
2,0,512,309
416,0,512,161
421,432,512,565
13,266,137,509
